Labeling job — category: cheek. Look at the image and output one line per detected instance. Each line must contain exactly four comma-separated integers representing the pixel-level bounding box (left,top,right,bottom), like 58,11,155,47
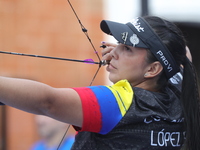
126,59,148,77
124,58,144,70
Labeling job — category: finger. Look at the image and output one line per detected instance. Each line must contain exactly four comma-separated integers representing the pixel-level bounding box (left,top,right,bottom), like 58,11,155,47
101,41,117,47
102,52,112,61
101,54,112,65
101,46,114,56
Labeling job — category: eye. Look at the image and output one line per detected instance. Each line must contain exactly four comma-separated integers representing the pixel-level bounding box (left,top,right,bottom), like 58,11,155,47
124,45,132,51
117,42,132,52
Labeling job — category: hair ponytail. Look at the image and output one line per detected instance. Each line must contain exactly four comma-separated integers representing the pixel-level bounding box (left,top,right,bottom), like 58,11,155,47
181,57,200,150
144,16,200,150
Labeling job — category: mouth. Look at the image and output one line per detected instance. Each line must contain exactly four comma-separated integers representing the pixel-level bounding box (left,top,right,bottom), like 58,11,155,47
106,63,117,71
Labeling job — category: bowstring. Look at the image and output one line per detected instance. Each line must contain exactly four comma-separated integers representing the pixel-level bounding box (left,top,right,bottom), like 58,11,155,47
56,124,70,150
56,1,103,149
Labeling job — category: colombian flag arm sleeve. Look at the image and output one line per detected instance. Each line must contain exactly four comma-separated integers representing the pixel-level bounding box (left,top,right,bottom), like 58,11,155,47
72,80,134,135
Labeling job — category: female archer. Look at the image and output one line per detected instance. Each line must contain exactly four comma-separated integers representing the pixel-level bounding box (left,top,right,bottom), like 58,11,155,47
0,16,200,150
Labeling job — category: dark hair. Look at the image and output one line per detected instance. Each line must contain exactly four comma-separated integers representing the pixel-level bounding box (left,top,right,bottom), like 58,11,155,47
144,16,200,150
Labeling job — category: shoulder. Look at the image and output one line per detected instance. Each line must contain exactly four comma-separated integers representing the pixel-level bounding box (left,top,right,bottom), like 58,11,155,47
131,85,183,122
73,80,134,134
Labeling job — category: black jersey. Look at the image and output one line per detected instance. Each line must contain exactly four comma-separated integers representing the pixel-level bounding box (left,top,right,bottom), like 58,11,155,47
72,74,185,150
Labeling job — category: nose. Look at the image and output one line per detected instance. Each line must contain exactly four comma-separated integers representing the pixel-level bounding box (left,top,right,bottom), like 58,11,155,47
110,46,119,60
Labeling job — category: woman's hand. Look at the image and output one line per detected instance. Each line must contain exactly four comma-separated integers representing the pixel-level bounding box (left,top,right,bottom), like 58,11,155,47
101,41,117,65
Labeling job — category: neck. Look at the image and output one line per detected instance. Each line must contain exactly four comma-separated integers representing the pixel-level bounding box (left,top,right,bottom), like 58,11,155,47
134,77,161,92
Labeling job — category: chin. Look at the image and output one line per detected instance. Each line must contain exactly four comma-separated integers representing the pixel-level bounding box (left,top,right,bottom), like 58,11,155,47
109,76,121,84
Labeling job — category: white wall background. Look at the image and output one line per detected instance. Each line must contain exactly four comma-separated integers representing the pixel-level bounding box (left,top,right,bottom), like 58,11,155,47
102,0,140,22
149,0,200,22
103,0,200,23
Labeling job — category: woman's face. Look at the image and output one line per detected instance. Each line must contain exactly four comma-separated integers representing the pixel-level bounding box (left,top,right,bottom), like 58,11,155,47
106,43,150,86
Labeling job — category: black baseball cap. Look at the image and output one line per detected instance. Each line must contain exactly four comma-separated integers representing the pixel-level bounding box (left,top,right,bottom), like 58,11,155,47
100,17,179,79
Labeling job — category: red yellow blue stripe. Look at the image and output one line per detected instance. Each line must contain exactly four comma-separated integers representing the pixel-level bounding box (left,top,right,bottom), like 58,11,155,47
73,80,133,134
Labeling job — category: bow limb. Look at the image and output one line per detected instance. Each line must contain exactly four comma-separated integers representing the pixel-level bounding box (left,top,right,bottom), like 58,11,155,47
67,0,105,85
56,1,104,149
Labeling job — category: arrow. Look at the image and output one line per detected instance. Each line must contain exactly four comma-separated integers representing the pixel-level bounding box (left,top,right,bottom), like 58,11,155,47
0,50,100,64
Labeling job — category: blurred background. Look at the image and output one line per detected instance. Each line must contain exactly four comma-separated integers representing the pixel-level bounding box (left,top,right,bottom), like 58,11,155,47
0,0,199,149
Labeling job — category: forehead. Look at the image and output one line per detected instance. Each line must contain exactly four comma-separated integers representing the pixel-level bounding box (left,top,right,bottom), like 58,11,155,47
118,43,148,57
119,42,147,51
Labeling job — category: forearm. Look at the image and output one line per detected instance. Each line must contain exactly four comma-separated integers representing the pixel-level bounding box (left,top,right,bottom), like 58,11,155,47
0,76,54,115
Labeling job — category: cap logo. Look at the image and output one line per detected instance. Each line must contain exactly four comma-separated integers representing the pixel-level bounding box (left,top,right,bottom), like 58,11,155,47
129,18,144,32
130,34,139,46
156,50,173,72
121,32,128,44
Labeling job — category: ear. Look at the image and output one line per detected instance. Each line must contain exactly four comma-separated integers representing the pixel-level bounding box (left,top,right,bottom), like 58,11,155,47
144,61,163,78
